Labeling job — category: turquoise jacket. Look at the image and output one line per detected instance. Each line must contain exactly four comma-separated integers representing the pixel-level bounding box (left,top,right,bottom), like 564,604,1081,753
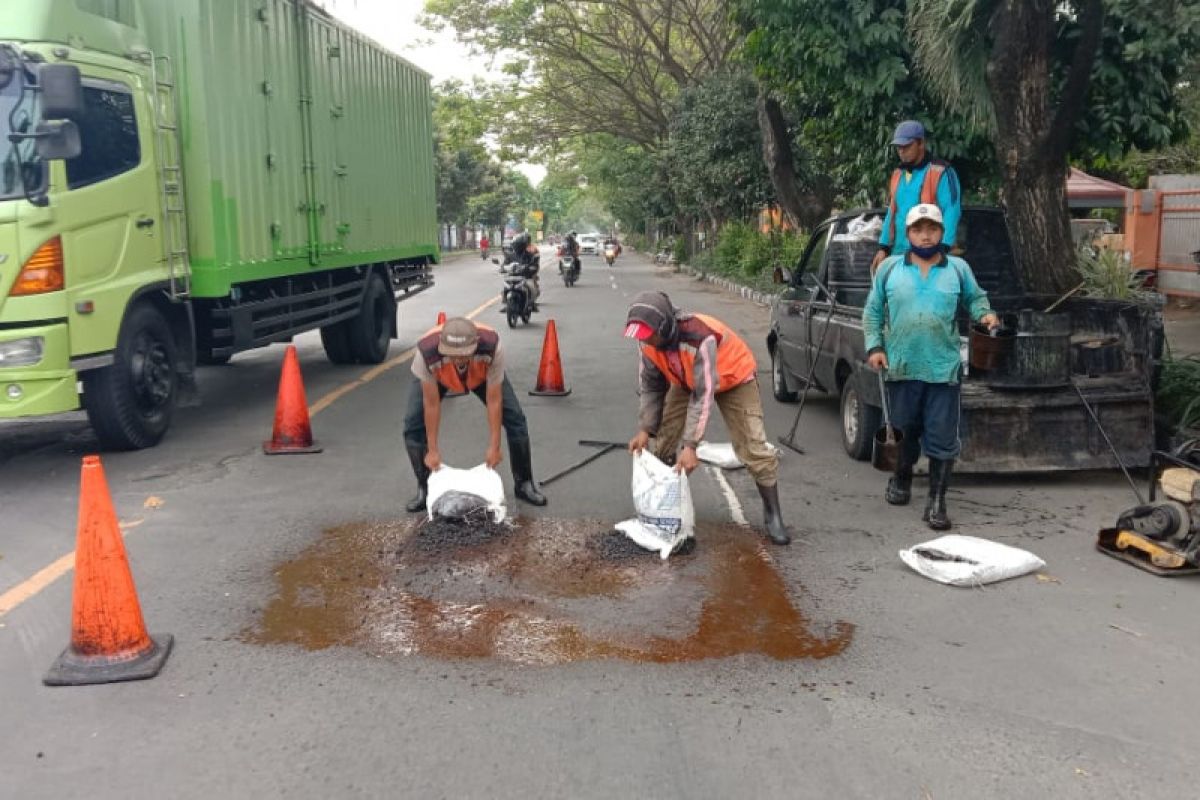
863,254,993,384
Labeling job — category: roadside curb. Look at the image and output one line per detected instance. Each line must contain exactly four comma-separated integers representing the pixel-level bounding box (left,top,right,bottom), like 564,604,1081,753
675,263,774,306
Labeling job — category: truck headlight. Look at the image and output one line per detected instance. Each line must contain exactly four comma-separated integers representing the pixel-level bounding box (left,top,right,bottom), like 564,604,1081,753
0,337,45,367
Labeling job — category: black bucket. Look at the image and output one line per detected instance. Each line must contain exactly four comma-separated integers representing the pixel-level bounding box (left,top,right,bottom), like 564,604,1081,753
872,425,904,472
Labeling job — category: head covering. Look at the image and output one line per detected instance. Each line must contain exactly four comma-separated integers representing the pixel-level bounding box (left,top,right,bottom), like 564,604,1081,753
438,317,479,357
891,120,926,146
626,291,679,346
623,321,654,341
905,203,944,229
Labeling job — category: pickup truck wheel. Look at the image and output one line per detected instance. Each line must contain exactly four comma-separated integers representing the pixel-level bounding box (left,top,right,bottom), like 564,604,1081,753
320,322,355,364
83,303,177,450
347,273,393,364
771,348,799,403
840,377,880,461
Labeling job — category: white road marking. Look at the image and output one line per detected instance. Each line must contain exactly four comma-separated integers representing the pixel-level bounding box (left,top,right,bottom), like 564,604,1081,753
706,465,748,526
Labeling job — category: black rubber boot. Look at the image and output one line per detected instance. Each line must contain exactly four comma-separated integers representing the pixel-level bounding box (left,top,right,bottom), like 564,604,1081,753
405,445,430,513
885,462,914,505
923,458,954,531
756,483,791,546
510,439,548,506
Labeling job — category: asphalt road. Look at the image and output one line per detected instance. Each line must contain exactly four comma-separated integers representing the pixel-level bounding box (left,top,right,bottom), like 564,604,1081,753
1,247,1195,799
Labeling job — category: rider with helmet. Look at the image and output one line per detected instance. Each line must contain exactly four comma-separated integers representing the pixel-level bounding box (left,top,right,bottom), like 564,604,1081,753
507,231,541,310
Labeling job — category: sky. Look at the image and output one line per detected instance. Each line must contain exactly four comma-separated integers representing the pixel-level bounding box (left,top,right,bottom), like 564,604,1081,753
317,0,548,185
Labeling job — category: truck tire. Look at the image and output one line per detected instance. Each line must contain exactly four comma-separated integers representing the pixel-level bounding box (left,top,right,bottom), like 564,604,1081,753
840,375,880,461
771,347,799,403
83,302,178,450
347,272,393,364
320,322,355,364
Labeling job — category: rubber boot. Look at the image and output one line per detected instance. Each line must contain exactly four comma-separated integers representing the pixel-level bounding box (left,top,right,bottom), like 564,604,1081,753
510,439,548,506
405,444,430,513
886,436,921,505
756,483,791,546
922,458,954,531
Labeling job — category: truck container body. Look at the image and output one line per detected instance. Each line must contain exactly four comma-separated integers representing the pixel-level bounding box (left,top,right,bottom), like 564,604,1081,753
0,0,437,448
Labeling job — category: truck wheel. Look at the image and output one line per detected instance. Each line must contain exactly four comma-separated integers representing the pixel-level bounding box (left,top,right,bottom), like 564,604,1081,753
771,348,799,403
347,273,393,364
83,302,178,450
320,321,355,364
840,376,880,461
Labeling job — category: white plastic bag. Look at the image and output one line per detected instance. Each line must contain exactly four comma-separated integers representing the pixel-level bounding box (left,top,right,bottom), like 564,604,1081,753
899,535,1045,587
426,463,507,523
695,441,779,470
615,450,695,559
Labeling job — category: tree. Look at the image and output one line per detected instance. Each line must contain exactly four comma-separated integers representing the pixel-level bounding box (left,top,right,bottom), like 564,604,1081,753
908,0,1200,292
667,68,776,226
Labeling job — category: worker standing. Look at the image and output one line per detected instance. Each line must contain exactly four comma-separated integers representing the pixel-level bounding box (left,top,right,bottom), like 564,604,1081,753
624,291,790,545
870,120,963,274
402,318,547,512
863,204,999,530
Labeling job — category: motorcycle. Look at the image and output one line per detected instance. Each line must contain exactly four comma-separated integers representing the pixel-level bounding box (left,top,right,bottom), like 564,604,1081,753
494,257,539,328
604,243,617,267
559,254,580,287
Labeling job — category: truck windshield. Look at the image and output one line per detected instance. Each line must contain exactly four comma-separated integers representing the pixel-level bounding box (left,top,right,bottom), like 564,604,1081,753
0,74,44,202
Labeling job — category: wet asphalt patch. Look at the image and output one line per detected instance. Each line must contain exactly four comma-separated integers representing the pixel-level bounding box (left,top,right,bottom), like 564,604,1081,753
244,518,854,665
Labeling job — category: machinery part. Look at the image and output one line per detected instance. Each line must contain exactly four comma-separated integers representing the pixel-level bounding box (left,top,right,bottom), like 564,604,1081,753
1114,502,1191,542
1096,528,1200,576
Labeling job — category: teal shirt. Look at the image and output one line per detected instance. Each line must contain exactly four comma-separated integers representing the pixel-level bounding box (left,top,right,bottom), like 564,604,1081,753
862,254,993,384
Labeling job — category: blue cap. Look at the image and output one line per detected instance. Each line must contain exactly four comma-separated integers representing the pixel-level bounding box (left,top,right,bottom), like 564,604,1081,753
891,120,926,146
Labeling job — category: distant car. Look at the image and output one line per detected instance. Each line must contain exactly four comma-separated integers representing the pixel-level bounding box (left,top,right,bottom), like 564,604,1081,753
580,235,599,255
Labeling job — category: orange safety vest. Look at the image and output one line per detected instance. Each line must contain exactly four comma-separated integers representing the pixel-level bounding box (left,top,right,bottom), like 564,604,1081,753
416,323,500,393
887,163,946,245
639,314,757,393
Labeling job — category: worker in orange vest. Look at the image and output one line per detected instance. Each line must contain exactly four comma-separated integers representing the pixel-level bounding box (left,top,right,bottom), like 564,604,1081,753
870,120,962,274
624,291,790,545
403,318,547,512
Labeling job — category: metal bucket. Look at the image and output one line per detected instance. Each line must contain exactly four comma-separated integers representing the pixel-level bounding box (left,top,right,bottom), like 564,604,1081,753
968,323,1016,373
872,425,905,472
872,370,904,472
983,310,1072,389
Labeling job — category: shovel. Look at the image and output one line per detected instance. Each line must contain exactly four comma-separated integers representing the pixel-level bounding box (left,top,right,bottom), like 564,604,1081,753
871,370,904,472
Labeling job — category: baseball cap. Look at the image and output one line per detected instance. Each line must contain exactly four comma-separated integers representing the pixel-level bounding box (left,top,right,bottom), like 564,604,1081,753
905,203,944,229
891,120,926,146
623,321,654,341
438,317,480,356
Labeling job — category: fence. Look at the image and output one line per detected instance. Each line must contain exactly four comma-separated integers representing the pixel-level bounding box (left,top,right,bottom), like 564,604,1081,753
1129,189,1200,298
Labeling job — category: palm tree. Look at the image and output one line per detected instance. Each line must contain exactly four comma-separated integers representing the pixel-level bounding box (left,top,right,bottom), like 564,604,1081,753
908,0,1104,295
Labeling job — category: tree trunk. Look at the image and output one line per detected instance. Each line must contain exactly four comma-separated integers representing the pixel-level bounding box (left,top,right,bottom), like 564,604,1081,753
986,0,1104,295
755,90,831,231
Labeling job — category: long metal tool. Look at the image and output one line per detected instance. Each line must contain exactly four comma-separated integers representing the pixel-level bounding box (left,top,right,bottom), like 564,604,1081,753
1072,380,1145,504
540,440,624,486
778,274,838,455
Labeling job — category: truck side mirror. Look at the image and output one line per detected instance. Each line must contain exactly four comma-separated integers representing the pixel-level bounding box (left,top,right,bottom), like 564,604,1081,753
773,266,792,285
39,64,84,120
34,119,81,161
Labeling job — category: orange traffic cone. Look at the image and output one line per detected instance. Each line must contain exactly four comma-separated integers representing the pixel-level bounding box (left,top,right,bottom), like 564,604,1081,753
436,311,447,326
263,345,322,454
44,456,173,686
529,319,571,396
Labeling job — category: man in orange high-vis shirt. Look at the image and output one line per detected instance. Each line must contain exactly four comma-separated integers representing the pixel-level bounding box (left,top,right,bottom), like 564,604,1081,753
624,291,790,545
402,318,547,512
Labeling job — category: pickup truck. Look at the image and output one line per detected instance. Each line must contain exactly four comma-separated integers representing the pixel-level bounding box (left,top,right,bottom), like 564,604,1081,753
767,207,1162,472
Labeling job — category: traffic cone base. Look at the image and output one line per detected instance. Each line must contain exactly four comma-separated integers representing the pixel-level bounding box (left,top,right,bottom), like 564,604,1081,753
530,319,571,396
263,345,322,454
43,455,173,687
44,634,174,686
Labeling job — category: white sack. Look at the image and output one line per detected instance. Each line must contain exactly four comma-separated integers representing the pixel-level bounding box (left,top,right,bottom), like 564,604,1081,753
696,441,779,470
426,463,507,523
616,450,695,559
899,535,1045,587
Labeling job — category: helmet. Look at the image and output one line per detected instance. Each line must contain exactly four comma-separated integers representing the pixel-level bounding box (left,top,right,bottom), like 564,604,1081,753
569,230,577,237
511,231,531,251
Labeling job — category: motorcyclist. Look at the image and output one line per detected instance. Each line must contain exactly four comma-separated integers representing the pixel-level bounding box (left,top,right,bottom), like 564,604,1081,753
561,230,581,275
505,230,541,311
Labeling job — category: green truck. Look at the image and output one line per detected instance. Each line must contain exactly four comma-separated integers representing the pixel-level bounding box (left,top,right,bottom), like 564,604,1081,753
0,0,438,449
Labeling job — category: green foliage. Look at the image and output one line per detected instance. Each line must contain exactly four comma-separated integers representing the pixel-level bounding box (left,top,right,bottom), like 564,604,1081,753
1157,356,1200,432
1074,246,1154,302
668,68,775,223
705,221,809,288
673,236,689,267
